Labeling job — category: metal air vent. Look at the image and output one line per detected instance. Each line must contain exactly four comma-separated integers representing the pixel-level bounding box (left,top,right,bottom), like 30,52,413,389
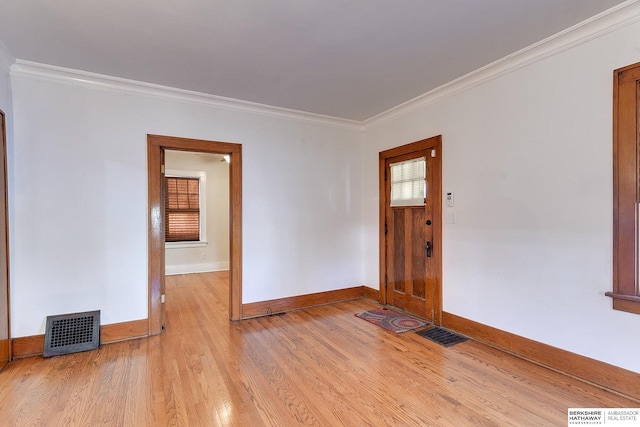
43,310,100,357
416,326,467,347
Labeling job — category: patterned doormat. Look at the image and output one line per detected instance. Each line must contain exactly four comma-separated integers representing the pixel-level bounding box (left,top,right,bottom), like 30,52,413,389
416,326,467,347
355,308,429,333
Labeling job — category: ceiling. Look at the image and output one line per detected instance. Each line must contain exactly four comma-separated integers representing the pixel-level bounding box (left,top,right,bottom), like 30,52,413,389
0,0,629,121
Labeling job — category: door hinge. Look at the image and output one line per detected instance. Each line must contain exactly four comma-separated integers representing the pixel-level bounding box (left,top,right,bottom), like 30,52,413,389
384,168,387,181
160,294,166,304
384,221,388,235
161,165,165,174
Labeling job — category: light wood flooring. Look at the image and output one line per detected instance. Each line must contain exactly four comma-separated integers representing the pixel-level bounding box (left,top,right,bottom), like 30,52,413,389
0,271,636,426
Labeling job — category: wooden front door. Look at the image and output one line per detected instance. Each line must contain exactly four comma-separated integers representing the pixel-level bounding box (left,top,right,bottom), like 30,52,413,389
0,110,10,370
380,136,442,322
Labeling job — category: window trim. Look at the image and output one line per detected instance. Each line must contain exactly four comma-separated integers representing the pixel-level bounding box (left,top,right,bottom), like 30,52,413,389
165,169,208,248
607,62,640,314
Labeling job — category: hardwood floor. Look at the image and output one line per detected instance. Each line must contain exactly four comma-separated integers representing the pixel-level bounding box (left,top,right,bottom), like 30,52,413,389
0,271,636,426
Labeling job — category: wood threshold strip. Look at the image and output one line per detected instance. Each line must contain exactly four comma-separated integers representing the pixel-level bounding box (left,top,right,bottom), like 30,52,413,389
12,319,148,359
242,286,379,319
443,312,640,402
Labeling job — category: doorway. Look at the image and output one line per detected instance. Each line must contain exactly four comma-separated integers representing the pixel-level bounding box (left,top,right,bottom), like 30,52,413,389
164,151,230,275
148,135,242,335
379,136,442,323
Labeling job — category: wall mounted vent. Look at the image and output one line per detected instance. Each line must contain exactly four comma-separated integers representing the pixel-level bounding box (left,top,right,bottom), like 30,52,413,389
43,310,100,357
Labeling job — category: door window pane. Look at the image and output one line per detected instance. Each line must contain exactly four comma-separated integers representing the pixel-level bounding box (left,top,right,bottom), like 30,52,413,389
390,157,426,207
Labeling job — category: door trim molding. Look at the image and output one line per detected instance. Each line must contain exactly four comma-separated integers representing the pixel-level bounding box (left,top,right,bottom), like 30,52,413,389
379,136,442,323
148,135,243,333
0,109,9,367
607,61,640,314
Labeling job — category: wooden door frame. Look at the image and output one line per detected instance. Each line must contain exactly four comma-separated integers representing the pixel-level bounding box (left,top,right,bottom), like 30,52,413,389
379,136,442,324
0,109,9,367
608,62,640,314
148,134,242,335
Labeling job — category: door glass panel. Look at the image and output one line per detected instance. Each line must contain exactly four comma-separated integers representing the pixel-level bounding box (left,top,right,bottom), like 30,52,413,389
390,157,426,206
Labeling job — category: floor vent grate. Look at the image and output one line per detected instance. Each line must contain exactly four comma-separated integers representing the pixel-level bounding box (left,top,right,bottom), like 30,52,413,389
416,326,467,347
43,310,100,357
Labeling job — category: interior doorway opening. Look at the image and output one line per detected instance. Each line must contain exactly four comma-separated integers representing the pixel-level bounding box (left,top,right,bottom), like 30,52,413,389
148,135,242,335
164,150,230,276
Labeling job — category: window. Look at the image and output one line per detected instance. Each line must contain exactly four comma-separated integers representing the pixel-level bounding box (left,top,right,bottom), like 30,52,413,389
164,170,206,245
389,157,426,207
608,61,640,314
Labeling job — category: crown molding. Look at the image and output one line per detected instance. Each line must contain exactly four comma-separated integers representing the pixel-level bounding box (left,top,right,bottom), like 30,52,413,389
0,40,15,74
362,0,640,130
5,0,638,131
9,60,362,131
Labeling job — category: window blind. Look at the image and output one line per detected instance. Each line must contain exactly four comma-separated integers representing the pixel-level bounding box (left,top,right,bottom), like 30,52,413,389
165,177,200,242
390,157,426,207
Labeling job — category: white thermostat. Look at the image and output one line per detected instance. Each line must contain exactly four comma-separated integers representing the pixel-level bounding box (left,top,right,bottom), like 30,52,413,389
446,192,454,208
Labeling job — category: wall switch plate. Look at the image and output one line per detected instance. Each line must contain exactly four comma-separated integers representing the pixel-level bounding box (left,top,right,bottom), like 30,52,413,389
446,213,456,224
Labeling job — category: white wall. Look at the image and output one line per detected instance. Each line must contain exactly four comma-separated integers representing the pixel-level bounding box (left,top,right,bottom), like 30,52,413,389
0,41,13,162
0,60,10,197
9,71,364,337
164,151,230,274
0,40,12,115
362,14,640,373
0,63,10,115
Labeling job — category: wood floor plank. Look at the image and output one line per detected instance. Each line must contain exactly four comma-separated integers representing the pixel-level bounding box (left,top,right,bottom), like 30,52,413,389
0,271,637,426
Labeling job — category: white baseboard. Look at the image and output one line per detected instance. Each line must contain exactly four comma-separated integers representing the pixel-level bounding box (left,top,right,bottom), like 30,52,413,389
165,261,230,276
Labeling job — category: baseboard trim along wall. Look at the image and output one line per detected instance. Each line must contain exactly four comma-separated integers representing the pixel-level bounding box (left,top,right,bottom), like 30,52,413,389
242,285,378,318
12,319,149,359
362,286,380,302
442,312,640,402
